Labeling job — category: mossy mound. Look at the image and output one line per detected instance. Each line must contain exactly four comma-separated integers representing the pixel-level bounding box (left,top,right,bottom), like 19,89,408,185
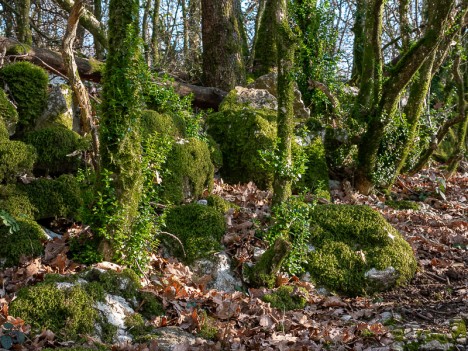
207,195,238,214
141,109,186,139
9,283,97,340
0,140,36,183
0,118,8,140
0,88,18,136
83,268,141,300
0,218,46,266
162,138,214,204
296,137,330,200
0,175,82,220
0,62,48,131
262,285,308,311
386,200,420,210
306,205,417,296
24,126,90,175
163,204,226,264
206,91,277,189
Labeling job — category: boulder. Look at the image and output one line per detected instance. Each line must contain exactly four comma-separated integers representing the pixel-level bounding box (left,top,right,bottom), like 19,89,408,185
35,84,76,131
248,72,310,119
230,86,277,111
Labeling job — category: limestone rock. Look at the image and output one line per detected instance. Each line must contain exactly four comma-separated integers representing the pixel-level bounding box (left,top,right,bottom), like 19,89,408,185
248,72,310,119
232,86,278,111
35,84,76,131
365,267,399,290
95,294,135,343
152,326,197,351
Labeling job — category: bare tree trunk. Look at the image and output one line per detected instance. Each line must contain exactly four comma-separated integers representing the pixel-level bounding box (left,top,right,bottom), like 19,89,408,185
93,0,104,59
61,0,99,170
17,0,32,45
142,0,152,65
151,0,160,68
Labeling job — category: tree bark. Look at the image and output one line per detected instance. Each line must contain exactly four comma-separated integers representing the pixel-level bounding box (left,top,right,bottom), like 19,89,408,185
252,0,278,77
17,0,32,45
61,0,99,170
201,0,246,90
93,0,104,59
151,0,160,68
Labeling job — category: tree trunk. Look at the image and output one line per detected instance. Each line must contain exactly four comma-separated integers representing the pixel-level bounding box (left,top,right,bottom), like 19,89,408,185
201,0,245,91
248,0,265,72
252,0,278,77
142,0,152,66
350,0,365,85
16,0,32,45
273,0,296,205
151,0,160,68
187,0,201,78
93,0,104,59
61,0,99,170
399,0,411,52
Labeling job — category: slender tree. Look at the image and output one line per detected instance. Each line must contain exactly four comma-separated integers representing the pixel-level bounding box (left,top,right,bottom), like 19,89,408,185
17,0,32,45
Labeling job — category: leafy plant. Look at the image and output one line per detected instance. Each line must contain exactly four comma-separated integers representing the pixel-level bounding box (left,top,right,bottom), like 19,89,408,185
0,322,27,350
0,210,19,235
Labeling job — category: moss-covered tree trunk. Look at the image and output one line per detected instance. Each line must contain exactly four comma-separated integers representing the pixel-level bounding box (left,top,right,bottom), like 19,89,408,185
186,0,201,77
273,0,296,205
248,0,266,71
17,0,32,45
98,0,145,261
350,0,365,85
354,0,458,194
252,0,278,77
151,0,161,68
93,0,104,59
201,0,246,90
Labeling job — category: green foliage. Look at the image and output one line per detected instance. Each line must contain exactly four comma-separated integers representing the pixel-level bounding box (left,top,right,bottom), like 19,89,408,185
124,313,152,337
24,126,90,175
5,44,31,55
0,322,27,350
307,205,417,296
265,197,314,275
9,283,97,340
262,285,308,311
386,200,420,210
162,138,214,204
0,140,36,183
0,175,82,220
163,204,226,264
0,89,18,136
0,118,8,140
84,268,141,300
0,210,19,234
140,110,186,139
0,62,48,131
207,195,238,214
0,217,45,267
143,75,192,115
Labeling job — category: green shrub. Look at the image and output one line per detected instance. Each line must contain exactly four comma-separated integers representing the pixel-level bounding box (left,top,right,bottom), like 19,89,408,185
24,126,90,175
0,89,18,137
306,205,417,296
140,109,186,139
162,138,214,204
262,285,308,311
9,283,97,340
0,175,82,220
0,140,36,183
0,62,48,131
163,204,226,263
0,217,45,266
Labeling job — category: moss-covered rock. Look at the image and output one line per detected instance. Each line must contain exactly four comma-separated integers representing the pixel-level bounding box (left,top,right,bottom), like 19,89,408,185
386,199,420,210
306,205,417,296
83,268,141,300
206,91,277,189
0,175,82,220
24,126,90,175
262,285,308,311
9,283,98,340
35,84,74,130
0,218,46,266
0,117,8,140
207,195,238,214
0,62,48,132
140,109,186,139
163,204,226,264
162,138,214,204
5,44,32,55
0,88,18,136
0,140,36,183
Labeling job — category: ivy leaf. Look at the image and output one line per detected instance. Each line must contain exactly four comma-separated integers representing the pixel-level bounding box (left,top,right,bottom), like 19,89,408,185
0,335,13,349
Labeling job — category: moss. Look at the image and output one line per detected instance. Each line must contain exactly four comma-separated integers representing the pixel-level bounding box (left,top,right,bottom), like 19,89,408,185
6,44,32,55
0,88,18,136
295,137,330,200
386,200,420,210
198,310,218,340
24,126,90,175
88,57,105,74
262,285,308,311
162,138,214,204
0,175,82,220
0,118,8,140
0,140,36,183
306,205,417,296
9,283,98,340
207,195,238,214
451,319,466,339
163,204,226,264
140,109,186,139
124,313,152,337
0,62,48,132
138,291,164,319
84,268,141,300
206,91,277,189
0,218,46,267
205,134,223,171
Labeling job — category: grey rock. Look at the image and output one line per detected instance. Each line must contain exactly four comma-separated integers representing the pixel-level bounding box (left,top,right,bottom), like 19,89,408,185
248,72,310,119
365,267,399,290
420,340,453,351
152,326,197,351
42,227,62,240
197,199,208,206
253,247,266,261
95,294,135,343
191,252,242,293
36,84,77,131
329,180,341,190
232,86,278,111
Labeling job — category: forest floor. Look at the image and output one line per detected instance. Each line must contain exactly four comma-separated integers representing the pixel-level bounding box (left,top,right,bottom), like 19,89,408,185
1,166,467,351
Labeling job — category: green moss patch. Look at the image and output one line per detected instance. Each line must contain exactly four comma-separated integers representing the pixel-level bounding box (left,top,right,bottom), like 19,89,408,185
386,200,420,210
9,283,98,340
0,175,82,220
0,62,48,132
0,218,45,266
163,204,226,264
141,109,186,139
207,195,238,214
24,126,90,175
84,268,141,300
262,285,308,311
0,140,36,183
139,291,164,319
0,88,18,136
306,205,417,296
6,44,32,55
162,138,214,204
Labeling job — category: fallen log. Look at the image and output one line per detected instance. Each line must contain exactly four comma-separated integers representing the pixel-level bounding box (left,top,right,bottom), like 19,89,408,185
0,37,227,110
